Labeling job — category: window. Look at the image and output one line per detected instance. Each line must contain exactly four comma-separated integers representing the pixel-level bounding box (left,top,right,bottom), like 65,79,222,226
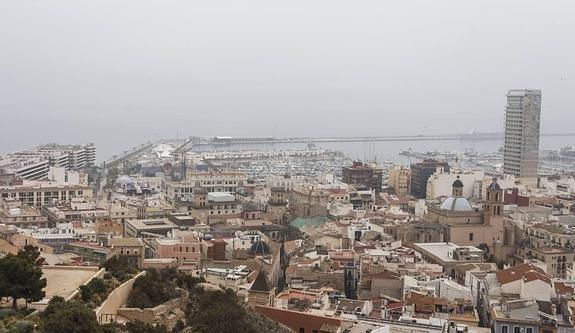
299,329,305,333
514,327,521,333
469,233,474,241
501,325,508,333
526,328,533,333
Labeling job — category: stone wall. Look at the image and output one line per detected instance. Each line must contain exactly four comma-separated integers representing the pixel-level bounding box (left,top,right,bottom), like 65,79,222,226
66,267,106,301
95,271,147,324
117,292,188,330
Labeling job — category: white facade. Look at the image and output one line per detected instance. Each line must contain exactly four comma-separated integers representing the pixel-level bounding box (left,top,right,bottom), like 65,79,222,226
0,143,95,180
413,199,428,217
499,278,552,302
426,171,485,199
503,89,541,179
0,157,50,180
422,279,473,304
520,279,552,302
266,174,309,191
166,171,247,201
0,167,92,207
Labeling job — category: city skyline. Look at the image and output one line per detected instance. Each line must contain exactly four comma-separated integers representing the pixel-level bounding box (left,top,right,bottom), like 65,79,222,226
1,2,575,332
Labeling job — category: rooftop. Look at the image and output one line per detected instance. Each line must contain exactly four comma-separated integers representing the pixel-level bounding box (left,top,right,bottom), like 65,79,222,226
40,266,101,304
208,192,236,202
413,242,483,263
495,263,551,286
110,238,143,247
440,196,473,212
250,270,273,292
125,218,177,230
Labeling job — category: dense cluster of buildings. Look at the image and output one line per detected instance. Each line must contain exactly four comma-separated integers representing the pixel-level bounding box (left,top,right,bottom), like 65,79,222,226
0,143,95,181
1,90,575,332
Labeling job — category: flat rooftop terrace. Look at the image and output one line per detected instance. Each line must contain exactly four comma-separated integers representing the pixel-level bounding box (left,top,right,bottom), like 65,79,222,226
38,266,101,305
413,242,482,263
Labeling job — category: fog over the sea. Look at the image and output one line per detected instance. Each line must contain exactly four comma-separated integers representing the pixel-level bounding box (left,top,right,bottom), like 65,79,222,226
1,0,575,159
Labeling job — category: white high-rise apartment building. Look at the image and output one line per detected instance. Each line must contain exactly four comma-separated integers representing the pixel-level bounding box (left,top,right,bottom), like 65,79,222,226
0,143,95,181
503,89,541,180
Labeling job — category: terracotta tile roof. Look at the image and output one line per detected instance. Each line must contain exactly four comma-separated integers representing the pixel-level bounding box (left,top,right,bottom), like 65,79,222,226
496,263,550,285
386,301,404,310
523,271,551,285
328,250,354,260
555,282,574,295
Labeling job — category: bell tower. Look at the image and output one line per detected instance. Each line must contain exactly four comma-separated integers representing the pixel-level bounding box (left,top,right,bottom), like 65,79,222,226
484,177,506,259
485,178,503,219
452,176,464,197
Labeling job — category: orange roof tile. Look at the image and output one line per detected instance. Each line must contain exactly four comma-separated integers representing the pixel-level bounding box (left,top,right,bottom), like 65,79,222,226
496,263,550,285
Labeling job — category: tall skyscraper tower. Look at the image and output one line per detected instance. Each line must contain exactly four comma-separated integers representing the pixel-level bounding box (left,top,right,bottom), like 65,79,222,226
503,89,541,180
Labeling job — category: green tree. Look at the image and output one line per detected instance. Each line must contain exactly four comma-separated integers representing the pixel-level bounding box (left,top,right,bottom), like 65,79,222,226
278,225,303,241
186,288,253,333
126,269,179,309
79,278,107,302
175,275,205,291
0,246,47,309
40,298,102,333
100,256,138,282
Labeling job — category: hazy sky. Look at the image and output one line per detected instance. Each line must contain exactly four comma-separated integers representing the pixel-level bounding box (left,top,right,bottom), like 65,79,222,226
1,1,575,158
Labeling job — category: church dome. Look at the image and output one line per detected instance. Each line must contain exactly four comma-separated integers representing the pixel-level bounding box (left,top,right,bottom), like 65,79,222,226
114,175,136,190
440,196,473,212
249,240,272,256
